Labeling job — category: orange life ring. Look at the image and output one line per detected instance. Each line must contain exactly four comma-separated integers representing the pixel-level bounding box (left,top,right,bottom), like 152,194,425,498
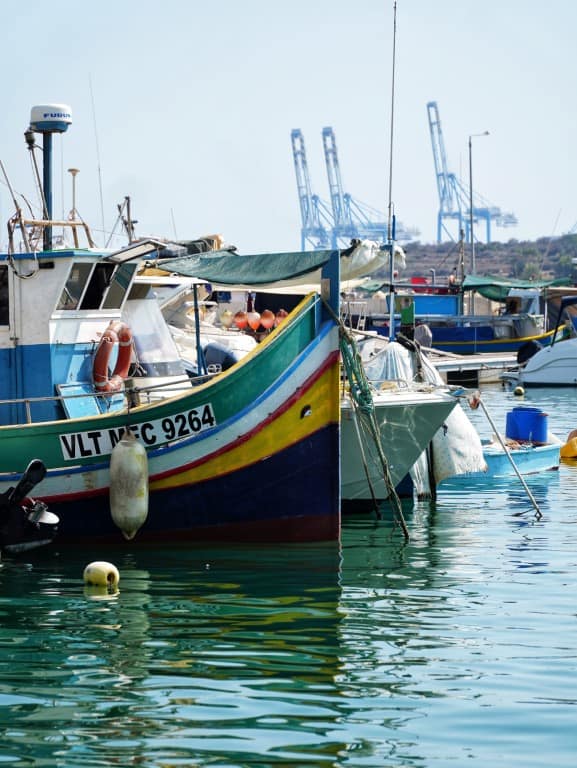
92,321,133,393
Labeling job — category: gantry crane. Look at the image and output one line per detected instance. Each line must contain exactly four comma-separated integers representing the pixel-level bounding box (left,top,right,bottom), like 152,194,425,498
291,127,418,250
290,129,332,250
427,101,517,243
321,126,418,248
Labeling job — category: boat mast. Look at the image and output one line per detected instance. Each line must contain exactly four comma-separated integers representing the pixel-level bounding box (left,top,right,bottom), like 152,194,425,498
386,1,398,341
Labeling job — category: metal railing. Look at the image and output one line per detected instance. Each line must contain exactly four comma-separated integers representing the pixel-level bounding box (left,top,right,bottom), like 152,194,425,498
0,375,209,427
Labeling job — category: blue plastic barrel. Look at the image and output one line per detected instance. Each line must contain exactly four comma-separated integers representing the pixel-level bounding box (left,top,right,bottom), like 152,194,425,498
505,406,548,443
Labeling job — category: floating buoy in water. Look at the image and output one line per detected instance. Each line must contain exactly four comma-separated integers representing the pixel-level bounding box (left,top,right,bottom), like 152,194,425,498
83,560,120,588
561,437,577,459
561,430,577,458
109,428,149,540
514,385,525,397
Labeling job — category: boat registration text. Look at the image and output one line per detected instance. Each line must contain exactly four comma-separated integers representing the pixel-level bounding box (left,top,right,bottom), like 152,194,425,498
59,404,216,460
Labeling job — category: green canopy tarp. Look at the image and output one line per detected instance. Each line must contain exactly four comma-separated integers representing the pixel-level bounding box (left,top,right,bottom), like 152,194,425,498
462,274,565,301
158,249,336,286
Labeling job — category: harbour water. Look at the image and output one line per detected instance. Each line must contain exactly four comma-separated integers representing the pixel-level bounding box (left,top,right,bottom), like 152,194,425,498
1,384,577,766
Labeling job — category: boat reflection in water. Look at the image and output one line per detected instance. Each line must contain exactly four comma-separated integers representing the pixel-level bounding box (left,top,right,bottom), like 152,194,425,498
0,516,475,768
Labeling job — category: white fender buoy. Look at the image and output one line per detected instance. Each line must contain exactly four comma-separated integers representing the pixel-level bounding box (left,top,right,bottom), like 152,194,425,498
514,385,525,397
83,560,120,588
109,428,149,540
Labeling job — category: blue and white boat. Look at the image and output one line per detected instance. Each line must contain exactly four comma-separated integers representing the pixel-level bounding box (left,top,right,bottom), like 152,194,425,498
360,274,566,355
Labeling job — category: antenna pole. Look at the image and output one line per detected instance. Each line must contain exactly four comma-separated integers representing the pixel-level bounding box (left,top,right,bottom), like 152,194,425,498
386,1,397,242
89,75,105,246
387,1,398,341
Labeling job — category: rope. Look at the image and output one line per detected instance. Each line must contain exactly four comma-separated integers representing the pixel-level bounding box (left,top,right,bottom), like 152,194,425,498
338,318,410,541
395,332,425,382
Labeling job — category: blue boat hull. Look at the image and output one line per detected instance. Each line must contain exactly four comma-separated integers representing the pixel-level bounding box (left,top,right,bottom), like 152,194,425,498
42,424,340,547
429,326,556,355
479,441,560,478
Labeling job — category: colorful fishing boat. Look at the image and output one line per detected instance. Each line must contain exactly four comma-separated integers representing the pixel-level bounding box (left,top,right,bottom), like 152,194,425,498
358,275,567,355
135,257,460,512
0,104,343,547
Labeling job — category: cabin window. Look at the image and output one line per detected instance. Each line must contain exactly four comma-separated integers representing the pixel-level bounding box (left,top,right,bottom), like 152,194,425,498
56,262,92,310
80,263,116,309
0,266,8,325
101,263,137,309
56,261,137,311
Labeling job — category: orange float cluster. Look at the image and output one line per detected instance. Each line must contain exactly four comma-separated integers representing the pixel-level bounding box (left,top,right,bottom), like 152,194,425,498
228,308,288,332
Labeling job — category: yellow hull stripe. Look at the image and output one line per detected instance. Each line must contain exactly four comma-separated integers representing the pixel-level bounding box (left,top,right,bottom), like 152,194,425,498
150,360,340,490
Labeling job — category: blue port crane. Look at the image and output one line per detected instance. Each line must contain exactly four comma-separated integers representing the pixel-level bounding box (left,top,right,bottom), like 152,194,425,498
321,126,418,248
427,101,517,244
290,129,332,250
291,127,418,250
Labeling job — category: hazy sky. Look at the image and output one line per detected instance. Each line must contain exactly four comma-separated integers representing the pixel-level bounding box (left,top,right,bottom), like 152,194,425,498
0,0,574,253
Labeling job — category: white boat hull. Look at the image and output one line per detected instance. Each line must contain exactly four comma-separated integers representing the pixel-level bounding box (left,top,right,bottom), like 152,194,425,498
341,389,456,501
504,338,577,387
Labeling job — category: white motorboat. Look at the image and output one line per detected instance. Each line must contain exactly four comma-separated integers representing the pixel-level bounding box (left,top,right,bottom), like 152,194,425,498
501,296,577,387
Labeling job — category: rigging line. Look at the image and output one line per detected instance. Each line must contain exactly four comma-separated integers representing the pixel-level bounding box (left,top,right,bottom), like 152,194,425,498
472,393,542,519
170,208,178,240
89,74,106,247
539,208,562,267
338,322,410,541
350,402,381,518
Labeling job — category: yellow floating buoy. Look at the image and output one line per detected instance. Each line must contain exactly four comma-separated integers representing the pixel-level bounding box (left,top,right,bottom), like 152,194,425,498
560,435,577,459
83,560,120,588
513,386,525,397
109,428,149,540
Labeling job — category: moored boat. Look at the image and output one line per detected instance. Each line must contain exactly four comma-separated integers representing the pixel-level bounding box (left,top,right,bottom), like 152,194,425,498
475,439,560,478
340,386,457,506
0,104,343,547
135,253,461,511
439,403,561,485
358,274,568,355
501,296,577,387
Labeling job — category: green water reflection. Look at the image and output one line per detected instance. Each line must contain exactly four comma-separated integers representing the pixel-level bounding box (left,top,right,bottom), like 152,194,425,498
1,493,577,767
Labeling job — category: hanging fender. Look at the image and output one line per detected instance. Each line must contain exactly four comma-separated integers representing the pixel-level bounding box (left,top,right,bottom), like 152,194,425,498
92,321,133,393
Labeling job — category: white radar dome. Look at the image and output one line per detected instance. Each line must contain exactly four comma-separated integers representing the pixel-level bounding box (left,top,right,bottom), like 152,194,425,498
30,104,72,133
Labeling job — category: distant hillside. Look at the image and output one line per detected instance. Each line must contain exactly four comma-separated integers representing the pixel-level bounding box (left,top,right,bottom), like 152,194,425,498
389,234,577,285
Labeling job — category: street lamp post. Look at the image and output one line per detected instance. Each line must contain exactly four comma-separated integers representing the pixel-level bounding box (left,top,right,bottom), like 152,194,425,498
468,130,489,313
